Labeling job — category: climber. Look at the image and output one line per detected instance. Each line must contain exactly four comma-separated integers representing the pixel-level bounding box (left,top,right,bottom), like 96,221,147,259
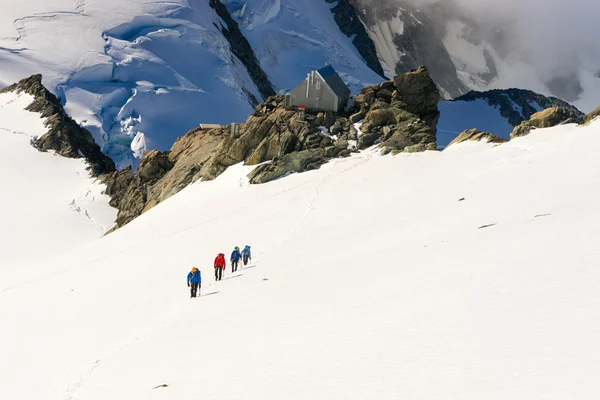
242,245,252,266
214,253,226,281
187,267,202,298
231,246,242,273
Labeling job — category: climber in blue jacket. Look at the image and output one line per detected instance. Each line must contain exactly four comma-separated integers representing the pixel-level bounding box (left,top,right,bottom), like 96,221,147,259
242,245,252,266
187,267,201,298
231,246,242,273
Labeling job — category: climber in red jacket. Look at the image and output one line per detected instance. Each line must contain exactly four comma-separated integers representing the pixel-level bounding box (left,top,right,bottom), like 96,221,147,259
214,253,226,281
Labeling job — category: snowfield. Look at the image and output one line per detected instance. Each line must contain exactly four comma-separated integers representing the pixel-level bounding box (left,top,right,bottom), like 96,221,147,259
2,116,600,399
0,91,115,280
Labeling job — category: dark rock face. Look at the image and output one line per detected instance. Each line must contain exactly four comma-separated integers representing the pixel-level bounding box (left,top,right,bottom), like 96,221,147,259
446,128,507,148
510,107,585,139
392,66,440,128
351,0,470,98
136,150,173,183
101,167,134,209
106,150,174,228
356,66,440,154
0,75,115,176
326,0,386,78
455,89,585,127
208,0,275,103
248,149,328,184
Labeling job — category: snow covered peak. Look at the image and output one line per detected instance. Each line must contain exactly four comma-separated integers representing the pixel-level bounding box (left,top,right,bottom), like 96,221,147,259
1,74,116,175
0,87,116,273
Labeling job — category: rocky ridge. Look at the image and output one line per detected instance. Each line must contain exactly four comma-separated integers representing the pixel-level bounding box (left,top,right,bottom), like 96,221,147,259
446,128,507,148
208,0,276,104
585,107,600,125
104,65,441,228
0,75,115,176
510,107,585,139
326,0,386,78
455,89,585,127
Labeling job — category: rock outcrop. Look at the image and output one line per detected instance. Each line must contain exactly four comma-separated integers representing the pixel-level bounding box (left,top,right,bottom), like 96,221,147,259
0,75,115,175
248,149,328,184
510,107,585,139
106,67,440,228
355,66,439,155
585,106,600,125
101,125,231,227
454,89,585,127
104,150,174,228
446,128,507,148
102,167,134,209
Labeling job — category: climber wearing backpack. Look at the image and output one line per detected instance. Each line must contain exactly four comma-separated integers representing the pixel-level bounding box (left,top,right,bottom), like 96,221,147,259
230,246,242,273
187,267,202,298
214,253,226,281
242,245,252,266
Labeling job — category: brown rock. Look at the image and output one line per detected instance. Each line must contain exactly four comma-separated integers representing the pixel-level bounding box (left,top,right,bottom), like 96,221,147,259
510,107,584,139
392,66,440,129
585,106,600,124
446,128,508,148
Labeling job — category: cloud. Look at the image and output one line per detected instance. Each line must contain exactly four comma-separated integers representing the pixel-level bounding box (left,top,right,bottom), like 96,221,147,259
360,0,600,77
455,0,599,71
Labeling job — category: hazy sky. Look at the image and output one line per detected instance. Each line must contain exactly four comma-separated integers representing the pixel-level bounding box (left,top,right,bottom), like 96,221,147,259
359,0,599,79
414,0,600,76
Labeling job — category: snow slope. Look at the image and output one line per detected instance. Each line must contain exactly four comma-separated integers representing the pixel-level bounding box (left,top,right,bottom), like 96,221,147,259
0,0,262,168
2,119,600,399
223,0,383,93
0,91,115,280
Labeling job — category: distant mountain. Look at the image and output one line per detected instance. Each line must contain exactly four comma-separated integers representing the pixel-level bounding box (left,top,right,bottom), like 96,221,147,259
437,88,585,147
348,0,600,111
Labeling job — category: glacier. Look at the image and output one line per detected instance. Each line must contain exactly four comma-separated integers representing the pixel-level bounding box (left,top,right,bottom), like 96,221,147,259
0,0,262,169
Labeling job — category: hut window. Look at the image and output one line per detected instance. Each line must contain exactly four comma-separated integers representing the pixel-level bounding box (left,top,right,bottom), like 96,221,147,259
316,81,321,90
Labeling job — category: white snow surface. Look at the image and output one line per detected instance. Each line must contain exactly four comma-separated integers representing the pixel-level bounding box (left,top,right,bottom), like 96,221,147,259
0,0,262,169
0,91,116,274
223,0,383,94
2,119,600,399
